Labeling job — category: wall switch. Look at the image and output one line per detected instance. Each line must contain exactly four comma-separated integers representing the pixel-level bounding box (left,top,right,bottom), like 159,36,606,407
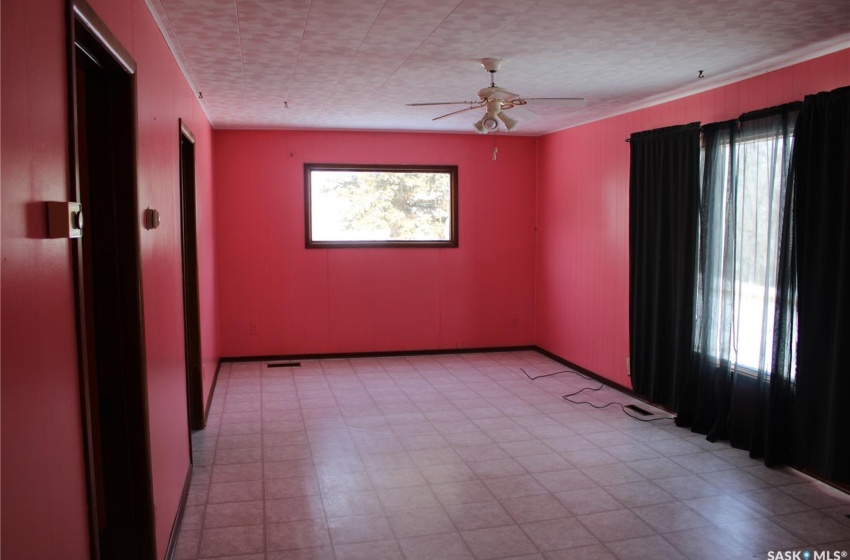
250,324,259,335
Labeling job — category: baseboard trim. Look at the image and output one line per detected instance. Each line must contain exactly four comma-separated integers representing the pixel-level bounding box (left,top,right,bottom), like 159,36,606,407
220,345,537,363
530,346,678,415
164,464,193,560
531,345,634,394
203,360,223,427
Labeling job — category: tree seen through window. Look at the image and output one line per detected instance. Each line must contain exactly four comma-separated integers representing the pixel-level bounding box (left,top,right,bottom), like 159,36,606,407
306,165,457,248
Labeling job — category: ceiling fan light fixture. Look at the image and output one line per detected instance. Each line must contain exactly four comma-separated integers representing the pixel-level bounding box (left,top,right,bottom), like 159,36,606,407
483,116,500,130
481,99,503,131
498,112,518,131
408,57,587,134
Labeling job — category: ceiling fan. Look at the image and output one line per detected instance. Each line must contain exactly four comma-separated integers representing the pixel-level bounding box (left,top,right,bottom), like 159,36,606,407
407,58,585,134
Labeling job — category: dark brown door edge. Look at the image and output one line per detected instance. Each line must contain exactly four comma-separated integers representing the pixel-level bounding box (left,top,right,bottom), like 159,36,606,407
68,0,156,557
179,119,205,431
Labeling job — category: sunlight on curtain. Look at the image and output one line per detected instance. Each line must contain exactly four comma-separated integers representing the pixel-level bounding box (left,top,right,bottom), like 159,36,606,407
696,111,797,378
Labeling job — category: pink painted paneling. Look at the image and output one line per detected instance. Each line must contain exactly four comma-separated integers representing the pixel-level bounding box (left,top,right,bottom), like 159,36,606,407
535,49,850,389
192,106,221,407
1,1,91,556
116,0,216,555
214,131,538,357
1,0,218,558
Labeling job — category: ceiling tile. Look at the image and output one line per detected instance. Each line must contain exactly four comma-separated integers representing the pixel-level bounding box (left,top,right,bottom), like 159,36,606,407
147,0,850,134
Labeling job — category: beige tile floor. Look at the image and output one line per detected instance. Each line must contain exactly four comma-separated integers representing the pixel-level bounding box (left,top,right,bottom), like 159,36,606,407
173,351,850,559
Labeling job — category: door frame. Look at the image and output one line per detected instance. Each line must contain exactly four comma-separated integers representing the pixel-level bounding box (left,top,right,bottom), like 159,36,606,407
179,119,205,431
66,0,157,557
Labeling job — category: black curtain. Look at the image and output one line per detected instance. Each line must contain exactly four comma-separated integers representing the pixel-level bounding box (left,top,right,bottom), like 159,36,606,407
629,123,701,410
677,105,799,466
674,120,738,434
764,106,800,467
791,86,850,484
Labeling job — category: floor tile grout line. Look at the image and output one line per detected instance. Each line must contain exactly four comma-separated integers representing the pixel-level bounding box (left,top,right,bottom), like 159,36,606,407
351,386,411,560
386,363,474,560
260,362,267,560
187,352,850,559
193,363,224,559
316,360,341,560
194,363,226,559
462,363,552,558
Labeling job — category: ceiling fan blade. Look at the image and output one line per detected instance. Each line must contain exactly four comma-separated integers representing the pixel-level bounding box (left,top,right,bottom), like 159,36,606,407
489,90,519,101
506,105,541,121
432,105,483,121
407,101,480,106
522,97,586,107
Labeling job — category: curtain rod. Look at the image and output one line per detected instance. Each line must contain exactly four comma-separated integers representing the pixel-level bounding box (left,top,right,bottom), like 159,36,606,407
626,126,706,142
626,103,800,142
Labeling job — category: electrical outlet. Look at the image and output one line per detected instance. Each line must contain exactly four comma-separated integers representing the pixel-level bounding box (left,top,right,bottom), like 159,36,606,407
250,323,259,336
511,317,518,328
626,357,631,377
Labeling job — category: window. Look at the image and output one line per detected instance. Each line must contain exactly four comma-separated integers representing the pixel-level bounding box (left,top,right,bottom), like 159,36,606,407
305,164,458,248
711,137,784,372
697,111,797,377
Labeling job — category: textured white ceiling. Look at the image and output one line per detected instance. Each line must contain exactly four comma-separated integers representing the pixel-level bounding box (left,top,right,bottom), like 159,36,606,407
146,0,850,135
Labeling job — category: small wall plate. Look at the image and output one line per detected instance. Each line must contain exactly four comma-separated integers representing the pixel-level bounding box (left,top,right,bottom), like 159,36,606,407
46,201,83,238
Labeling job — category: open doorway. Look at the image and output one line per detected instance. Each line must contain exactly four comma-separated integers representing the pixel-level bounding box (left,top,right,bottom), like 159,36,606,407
68,0,156,557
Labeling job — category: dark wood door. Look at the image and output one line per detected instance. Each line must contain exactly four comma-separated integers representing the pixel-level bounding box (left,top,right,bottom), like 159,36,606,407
69,2,156,557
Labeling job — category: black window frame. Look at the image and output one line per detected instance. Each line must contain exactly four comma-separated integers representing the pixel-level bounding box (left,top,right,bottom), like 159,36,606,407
304,163,459,249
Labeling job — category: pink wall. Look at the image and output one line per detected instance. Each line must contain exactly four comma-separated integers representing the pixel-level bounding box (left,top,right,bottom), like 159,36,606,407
124,0,220,555
1,0,218,558
195,123,220,407
214,131,537,357
1,1,90,557
535,48,850,389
